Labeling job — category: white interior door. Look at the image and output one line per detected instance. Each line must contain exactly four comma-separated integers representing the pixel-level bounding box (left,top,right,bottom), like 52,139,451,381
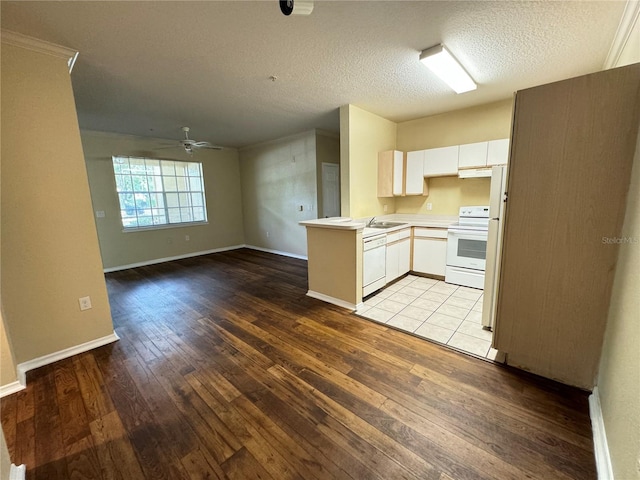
322,163,340,218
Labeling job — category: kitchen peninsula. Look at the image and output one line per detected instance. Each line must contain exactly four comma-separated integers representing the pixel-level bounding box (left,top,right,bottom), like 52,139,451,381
300,215,456,310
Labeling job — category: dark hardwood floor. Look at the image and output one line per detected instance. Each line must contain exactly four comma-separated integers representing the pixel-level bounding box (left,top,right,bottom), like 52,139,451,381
1,248,596,479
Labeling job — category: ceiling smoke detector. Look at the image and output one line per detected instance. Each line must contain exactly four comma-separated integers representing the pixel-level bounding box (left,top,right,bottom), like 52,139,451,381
279,0,314,16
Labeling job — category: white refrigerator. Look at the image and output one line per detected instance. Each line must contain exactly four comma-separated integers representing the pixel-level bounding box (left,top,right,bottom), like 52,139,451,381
482,165,508,330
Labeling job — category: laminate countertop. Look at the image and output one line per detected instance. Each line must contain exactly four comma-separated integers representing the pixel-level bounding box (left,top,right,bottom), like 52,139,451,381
300,215,457,238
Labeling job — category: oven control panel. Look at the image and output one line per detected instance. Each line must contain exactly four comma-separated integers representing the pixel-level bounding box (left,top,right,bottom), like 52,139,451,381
459,206,489,218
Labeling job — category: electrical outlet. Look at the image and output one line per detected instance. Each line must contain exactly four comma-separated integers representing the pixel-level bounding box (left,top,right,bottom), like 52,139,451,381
95,210,105,218
266,231,270,238
185,235,190,241
79,296,92,311
383,204,388,212
426,203,433,211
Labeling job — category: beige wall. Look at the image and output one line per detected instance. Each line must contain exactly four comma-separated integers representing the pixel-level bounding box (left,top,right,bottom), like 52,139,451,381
315,131,341,218
82,131,245,269
1,42,114,364
396,99,513,151
0,311,17,388
598,126,640,480
395,99,512,215
340,105,397,219
0,118,17,387
239,131,318,258
1,429,10,480
396,177,491,216
598,21,640,478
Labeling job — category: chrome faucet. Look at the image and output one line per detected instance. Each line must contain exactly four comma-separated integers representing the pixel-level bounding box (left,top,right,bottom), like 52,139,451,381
367,216,376,227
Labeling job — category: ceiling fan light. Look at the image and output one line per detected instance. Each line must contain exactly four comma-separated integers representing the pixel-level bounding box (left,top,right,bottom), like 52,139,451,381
419,45,477,94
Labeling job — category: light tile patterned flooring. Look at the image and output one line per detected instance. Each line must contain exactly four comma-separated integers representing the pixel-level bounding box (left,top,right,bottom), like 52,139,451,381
357,274,501,361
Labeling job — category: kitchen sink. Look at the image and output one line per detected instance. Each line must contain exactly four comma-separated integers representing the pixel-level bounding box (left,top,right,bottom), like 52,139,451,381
367,221,408,229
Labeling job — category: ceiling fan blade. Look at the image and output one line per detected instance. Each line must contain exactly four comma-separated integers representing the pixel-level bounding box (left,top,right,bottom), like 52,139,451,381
191,141,223,150
198,144,224,150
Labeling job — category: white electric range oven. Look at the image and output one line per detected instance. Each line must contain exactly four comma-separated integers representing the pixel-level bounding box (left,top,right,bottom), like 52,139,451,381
445,206,489,289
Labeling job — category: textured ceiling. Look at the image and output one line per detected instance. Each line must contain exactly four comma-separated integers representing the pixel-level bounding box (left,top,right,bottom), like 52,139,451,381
0,1,626,148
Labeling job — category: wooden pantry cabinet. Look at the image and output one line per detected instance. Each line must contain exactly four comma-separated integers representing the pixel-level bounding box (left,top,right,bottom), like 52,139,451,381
493,63,640,389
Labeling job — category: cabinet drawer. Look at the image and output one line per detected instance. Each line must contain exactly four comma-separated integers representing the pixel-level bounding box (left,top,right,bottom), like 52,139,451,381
413,227,448,239
387,228,411,244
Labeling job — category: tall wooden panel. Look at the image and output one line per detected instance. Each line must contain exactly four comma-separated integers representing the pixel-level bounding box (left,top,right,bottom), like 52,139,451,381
493,64,640,389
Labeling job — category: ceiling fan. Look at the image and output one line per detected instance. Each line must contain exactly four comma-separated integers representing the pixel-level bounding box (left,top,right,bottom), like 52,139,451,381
160,127,223,154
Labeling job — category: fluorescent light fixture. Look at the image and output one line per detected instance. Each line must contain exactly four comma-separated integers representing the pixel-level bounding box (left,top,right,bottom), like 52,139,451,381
420,45,477,94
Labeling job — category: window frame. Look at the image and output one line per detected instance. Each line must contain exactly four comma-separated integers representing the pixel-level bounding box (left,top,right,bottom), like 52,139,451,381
111,155,208,232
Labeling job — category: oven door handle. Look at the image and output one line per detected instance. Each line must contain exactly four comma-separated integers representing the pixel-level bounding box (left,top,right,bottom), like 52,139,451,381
448,229,488,238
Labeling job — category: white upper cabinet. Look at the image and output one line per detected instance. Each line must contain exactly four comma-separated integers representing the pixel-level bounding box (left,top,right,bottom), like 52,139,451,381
423,146,459,177
405,150,427,195
386,138,508,188
458,142,489,169
392,150,404,195
487,138,510,166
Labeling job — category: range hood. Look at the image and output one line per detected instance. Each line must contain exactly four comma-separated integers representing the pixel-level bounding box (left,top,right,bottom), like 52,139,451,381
458,168,492,178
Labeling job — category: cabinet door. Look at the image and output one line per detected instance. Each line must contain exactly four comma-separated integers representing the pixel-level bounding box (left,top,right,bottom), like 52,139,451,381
393,151,404,196
412,238,447,276
458,142,488,169
385,243,399,282
487,139,509,166
405,151,426,195
423,146,459,177
378,150,404,197
398,239,411,276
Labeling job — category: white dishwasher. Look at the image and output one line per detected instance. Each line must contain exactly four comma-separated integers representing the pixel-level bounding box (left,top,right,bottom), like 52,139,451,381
363,233,387,297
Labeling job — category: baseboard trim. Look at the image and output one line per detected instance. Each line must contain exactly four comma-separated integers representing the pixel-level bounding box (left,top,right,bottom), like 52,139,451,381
589,387,614,480
307,290,356,311
0,381,25,398
10,464,26,480
16,331,120,386
103,245,245,272
245,245,308,260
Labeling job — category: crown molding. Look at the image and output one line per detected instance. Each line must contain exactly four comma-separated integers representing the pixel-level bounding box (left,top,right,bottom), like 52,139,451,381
603,0,640,69
1,30,79,73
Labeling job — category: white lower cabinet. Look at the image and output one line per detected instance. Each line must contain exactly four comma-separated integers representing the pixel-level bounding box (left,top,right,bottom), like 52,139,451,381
412,227,448,276
398,239,410,277
386,229,411,283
